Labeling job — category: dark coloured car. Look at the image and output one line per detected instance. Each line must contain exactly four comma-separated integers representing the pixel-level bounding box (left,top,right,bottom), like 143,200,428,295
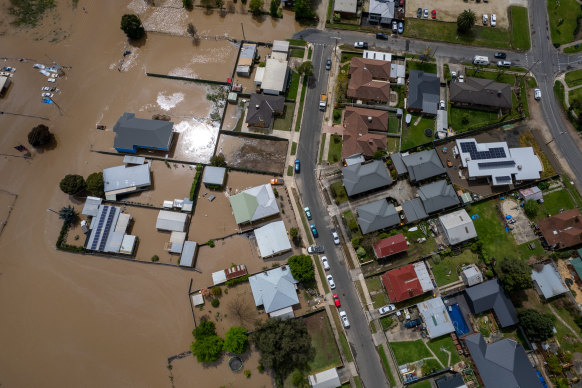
325,59,331,70
307,245,324,254
405,318,422,328
310,224,319,238
376,32,388,40
417,7,422,18
494,52,507,59
294,159,300,173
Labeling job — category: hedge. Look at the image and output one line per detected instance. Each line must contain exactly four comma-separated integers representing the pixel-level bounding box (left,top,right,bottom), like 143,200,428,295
56,222,85,253
225,274,250,287
189,164,203,202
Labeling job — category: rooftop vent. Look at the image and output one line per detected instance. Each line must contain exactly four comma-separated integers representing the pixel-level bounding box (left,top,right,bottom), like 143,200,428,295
368,116,372,122
255,105,260,109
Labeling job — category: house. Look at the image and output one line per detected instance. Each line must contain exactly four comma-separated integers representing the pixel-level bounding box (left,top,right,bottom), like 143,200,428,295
0,75,11,97
456,138,542,186
113,112,174,154
249,266,299,318
202,166,227,188
342,106,388,159
103,163,151,200
341,160,393,196
348,57,391,103
373,233,409,259
258,58,289,95
400,149,446,182
418,297,455,339
349,57,391,80
245,93,285,129
461,264,483,287
85,205,137,254
229,184,279,224
531,263,568,300
438,209,477,245
356,199,400,234
271,40,290,62
367,0,395,25
537,208,582,249
212,264,248,285
450,77,512,112
464,333,542,388
254,221,292,258
519,186,543,202
390,153,408,177
407,70,440,115
308,367,341,388
363,50,391,62
381,261,433,302
179,241,198,267
465,279,518,327
401,198,428,223
435,374,467,388
156,210,188,232
236,43,257,76
333,0,357,17
418,180,460,214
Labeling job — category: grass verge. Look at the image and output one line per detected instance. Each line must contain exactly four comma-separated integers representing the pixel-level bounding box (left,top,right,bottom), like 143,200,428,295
327,134,342,163
295,77,308,131
377,345,396,386
510,6,531,50
287,165,294,176
292,187,314,245
319,133,326,164
518,132,555,178
291,141,297,156
313,254,330,294
339,332,354,362
566,69,582,88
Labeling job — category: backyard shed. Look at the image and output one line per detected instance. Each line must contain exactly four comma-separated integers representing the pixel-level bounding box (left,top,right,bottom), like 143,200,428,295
531,263,568,300
438,209,477,245
120,235,137,255
461,264,483,287
254,221,292,258
202,166,226,187
308,367,341,388
519,186,543,202
180,241,198,267
156,210,188,232
82,196,103,217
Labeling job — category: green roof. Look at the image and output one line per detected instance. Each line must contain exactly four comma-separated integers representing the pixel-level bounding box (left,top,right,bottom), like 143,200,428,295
571,257,582,280
229,192,258,224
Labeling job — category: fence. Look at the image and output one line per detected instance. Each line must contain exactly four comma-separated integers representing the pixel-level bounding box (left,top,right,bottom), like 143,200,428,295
146,72,229,85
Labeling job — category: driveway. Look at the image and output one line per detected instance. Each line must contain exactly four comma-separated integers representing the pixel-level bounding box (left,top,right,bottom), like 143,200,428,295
499,198,537,245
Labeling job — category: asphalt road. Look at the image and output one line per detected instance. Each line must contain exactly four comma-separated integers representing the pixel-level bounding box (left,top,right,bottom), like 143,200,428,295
295,43,390,388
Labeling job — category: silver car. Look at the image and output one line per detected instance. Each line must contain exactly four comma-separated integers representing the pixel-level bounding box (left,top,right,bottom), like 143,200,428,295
326,274,336,289
340,311,350,328
378,304,396,315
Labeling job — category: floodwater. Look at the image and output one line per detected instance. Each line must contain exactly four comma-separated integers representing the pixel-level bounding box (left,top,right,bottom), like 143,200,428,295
217,134,288,174
0,0,302,386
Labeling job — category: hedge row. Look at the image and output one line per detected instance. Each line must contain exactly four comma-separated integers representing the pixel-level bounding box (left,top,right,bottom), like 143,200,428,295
189,165,203,202
56,222,85,253
225,274,250,287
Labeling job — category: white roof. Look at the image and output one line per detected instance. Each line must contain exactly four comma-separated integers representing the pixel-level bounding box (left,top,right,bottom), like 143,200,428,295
334,0,357,13
269,306,294,319
363,50,391,62
390,63,405,79
156,210,187,232
0,76,10,90
170,231,187,244
180,241,198,267
531,264,568,299
254,67,265,84
115,213,132,233
212,270,227,285
120,235,136,255
262,58,287,93
439,209,477,245
103,163,151,194
413,261,433,292
249,266,299,313
192,293,204,306
254,221,292,258
308,367,341,388
272,40,290,53
123,155,146,165
462,264,483,282
104,231,124,253
417,297,455,339
82,196,103,216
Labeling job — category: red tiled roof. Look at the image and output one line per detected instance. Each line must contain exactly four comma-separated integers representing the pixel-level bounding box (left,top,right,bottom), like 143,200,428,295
373,234,408,258
349,57,391,80
538,209,582,249
381,264,423,302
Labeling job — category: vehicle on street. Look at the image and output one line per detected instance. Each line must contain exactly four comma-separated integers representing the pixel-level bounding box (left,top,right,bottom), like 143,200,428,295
494,52,507,59
458,74,464,82
423,8,428,18
417,7,422,18
392,21,398,33
398,21,404,33
339,310,350,328
270,178,283,185
439,100,445,109
482,14,488,25
354,42,368,49
307,245,324,254
497,60,511,68
310,224,319,238
534,88,541,100
376,32,388,40
405,318,422,328
41,93,53,98
378,304,396,315
319,94,327,111
321,256,330,270
431,10,436,19
333,294,341,307
491,14,497,26
325,59,331,70
327,274,336,289
41,86,51,91
331,229,340,245
295,159,300,173
451,71,457,79
304,206,312,220
473,55,490,65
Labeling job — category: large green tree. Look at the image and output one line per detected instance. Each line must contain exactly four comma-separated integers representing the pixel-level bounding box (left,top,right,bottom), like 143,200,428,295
294,0,315,20
249,0,264,15
120,14,145,40
59,174,86,195
524,199,539,219
270,0,280,16
251,318,315,384
191,335,224,363
223,326,249,354
457,9,476,34
193,320,217,340
519,309,554,342
296,61,314,77
498,258,532,292
287,254,315,283
28,124,52,148
86,172,104,198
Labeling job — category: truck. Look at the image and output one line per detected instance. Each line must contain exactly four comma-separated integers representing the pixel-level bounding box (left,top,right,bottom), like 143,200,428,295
319,94,327,111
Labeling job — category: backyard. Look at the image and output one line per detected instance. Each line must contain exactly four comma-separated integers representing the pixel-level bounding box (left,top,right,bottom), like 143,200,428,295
273,102,296,131
539,189,577,217
390,340,431,365
401,113,436,150
430,249,481,287
449,105,501,133
547,0,582,45
426,336,461,366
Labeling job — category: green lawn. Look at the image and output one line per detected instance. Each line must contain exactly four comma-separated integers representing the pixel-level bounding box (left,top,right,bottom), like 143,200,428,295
286,72,300,101
339,332,354,362
427,337,461,366
387,137,400,153
542,189,577,216
272,102,295,131
527,76,538,88
564,44,582,53
365,276,383,292
401,114,435,150
407,60,437,74
340,51,362,63
449,106,501,133
565,69,582,88
390,340,431,365
380,315,395,330
377,345,396,385
343,209,361,237
430,249,480,287
319,133,326,164
331,181,349,204
510,6,531,50
517,240,546,261
569,84,582,106
290,141,297,156
403,19,511,49
388,116,399,134
295,77,308,131
372,292,389,309
547,0,582,45
306,312,342,372
563,174,582,208
308,46,313,59
290,48,305,58
333,109,343,125
327,134,342,163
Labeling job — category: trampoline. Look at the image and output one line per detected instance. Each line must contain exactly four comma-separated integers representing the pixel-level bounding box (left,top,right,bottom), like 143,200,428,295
447,304,471,336
228,356,243,371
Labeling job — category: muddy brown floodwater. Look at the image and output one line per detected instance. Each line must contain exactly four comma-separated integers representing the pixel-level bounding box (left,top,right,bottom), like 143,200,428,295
0,0,303,386
217,134,289,174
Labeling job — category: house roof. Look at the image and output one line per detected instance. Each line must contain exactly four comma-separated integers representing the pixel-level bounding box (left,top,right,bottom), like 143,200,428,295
229,184,280,224
348,73,391,101
438,209,478,245
390,153,408,175
246,93,285,127
418,180,460,214
538,209,582,249
373,233,409,258
531,263,568,299
450,77,512,110
156,210,188,232
254,221,292,258
342,131,386,159
113,112,173,152
418,297,455,338
103,164,151,194
249,266,299,313
363,50,392,62
202,166,227,186
571,257,582,280
262,58,288,93
239,43,257,66
341,160,393,196
82,196,103,217
402,198,428,222
349,57,391,80
344,106,389,132
465,333,542,388
381,261,433,302
86,205,121,252
408,70,440,115
179,241,198,267
435,374,467,388
356,199,400,234
465,279,518,327
402,149,445,182
342,107,389,158
368,0,395,19
272,40,289,53
334,0,357,13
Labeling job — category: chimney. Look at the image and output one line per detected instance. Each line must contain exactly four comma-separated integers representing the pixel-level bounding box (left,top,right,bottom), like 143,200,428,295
368,116,372,122
497,90,502,96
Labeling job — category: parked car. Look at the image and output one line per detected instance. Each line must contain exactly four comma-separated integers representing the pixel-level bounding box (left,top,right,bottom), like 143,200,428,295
325,59,332,70
398,21,404,34
41,92,53,98
47,78,56,83
307,245,324,254
41,86,51,91
339,310,350,328
294,159,300,173
482,14,488,25
304,206,312,220
534,88,542,100
310,224,319,238
431,10,436,19
376,32,388,40
497,60,511,67
392,20,398,33
333,294,341,307
458,74,464,83
451,71,457,79
439,100,445,109
423,8,428,18
378,304,396,315
354,42,368,49
270,178,283,185
321,256,330,270
405,318,422,328
331,229,340,245
491,14,497,27
327,274,336,289
494,52,507,59
417,7,422,18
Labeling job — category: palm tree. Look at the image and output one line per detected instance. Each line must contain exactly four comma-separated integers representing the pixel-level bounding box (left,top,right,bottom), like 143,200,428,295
457,10,476,34
59,205,79,225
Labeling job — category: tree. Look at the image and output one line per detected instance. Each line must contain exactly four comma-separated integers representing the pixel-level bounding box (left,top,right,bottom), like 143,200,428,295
498,258,532,292
201,0,214,8
291,370,308,387
86,172,104,198
251,318,315,384
223,326,249,354
294,0,315,20
120,14,145,40
289,227,298,238
270,0,280,16
524,199,539,218
183,0,194,10
519,309,555,342
28,124,52,148
296,61,314,77
249,0,264,15
457,9,476,34
547,355,562,374
287,254,315,283
216,0,224,8
187,22,197,37
59,174,86,195
191,335,224,363
210,154,227,167
59,205,78,225
193,320,217,340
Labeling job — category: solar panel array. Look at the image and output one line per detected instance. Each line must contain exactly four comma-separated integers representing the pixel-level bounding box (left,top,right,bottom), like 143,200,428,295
477,161,515,169
459,141,507,160
496,176,512,183
90,205,115,251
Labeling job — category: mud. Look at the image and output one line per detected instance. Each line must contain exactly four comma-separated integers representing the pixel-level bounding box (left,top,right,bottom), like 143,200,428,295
217,134,288,174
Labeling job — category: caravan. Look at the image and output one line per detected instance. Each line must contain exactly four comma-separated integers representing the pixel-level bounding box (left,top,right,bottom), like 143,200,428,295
473,55,490,65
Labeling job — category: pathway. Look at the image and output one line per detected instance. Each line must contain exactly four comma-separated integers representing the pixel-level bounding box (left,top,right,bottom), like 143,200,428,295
548,304,582,342
423,339,445,368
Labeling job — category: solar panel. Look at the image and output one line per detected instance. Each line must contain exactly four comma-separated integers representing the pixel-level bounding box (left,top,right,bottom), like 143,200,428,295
496,176,512,182
460,141,507,160
477,161,515,168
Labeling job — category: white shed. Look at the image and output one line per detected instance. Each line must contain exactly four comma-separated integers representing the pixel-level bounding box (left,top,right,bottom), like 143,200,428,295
461,264,484,287
156,210,187,232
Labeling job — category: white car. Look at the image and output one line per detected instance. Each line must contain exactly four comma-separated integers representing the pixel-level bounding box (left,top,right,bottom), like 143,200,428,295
321,256,330,270
51,73,58,78
339,311,350,328
491,14,497,27
451,71,457,79
354,42,368,49
458,74,465,83
439,100,446,110
331,229,340,245
47,78,56,83
326,274,336,289
378,304,396,315
482,14,488,25
41,93,53,98
41,86,51,91
534,88,541,100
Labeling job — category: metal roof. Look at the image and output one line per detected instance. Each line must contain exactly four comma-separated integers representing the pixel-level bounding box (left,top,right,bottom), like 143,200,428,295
120,235,136,255
261,58,288,93
86,205,121,252
103,164,151,195
356,199,400,234
438,209,477,245
402,198,428,222
341,160,393,196
254,221,292,258
402,149,445,182
465,279,518,327
272,40,289,53
156,210,187,232
363,50,391,62
229,184,279,224
180,241,198,267
82,196,103,217
531,263,568,299
417,297,455,339
249,266,299,313
113,113,173,152
408,70,440,115
202,166,226,186
123,155,146,165
418,180,460,214
368,0,394,19
308,368,341,388
334,0,357,13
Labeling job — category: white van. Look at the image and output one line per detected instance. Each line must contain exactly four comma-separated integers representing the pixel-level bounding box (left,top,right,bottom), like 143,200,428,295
473,55,490,65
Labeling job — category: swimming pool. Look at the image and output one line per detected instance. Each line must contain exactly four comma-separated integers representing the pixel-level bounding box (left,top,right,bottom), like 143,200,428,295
447,304,471,336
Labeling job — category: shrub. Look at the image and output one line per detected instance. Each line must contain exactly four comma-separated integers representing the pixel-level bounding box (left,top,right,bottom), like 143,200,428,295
120,14,145,40
356,247,366,258
244,369,251,378
225,274,250,287
151,255,159,262
485,269,493,278
524,199,539,218
210,154,227,167
333,110,341,121
288,255,315,283
189,165,203,202
224,326,249,354
538,181,550,190
28,124,52,147
211,286,222,297
273,188,279,197
59,174,86,195
207,240,215,248
351,237,361,248
211,298,220,308
257,364,264,373
183,0,194,10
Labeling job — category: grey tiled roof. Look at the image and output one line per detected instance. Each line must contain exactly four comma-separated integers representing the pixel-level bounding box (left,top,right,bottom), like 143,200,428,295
401,198,428,222
245,94,285,127
342,160,393,196
418,180,459,214
357,199,400,234
390,153,408,175
113,113,173,152
408,70,440,115
465,279,518,327
402,149,445,182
